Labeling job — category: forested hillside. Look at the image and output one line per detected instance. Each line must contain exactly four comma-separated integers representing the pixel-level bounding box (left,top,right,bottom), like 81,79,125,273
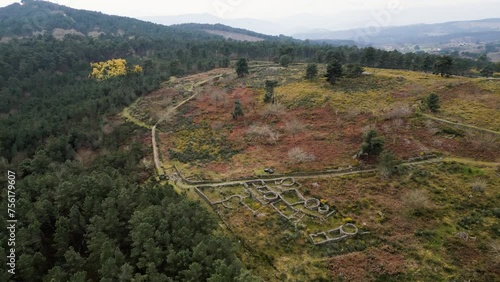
0,2,265,281
0,1,496,281
0,0,196,38
172,23,295,42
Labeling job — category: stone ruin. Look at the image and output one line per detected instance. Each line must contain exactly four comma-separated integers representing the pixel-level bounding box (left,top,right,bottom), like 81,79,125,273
195,177,360,245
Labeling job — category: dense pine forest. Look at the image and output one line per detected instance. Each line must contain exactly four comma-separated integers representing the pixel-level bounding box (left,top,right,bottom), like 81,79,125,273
0,1,497,281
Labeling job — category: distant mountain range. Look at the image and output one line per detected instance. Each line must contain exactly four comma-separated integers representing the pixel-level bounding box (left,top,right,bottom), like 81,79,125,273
141,13,500,60
142,13,500,47
140,1,500,37
293,18,500,44
2,1,499,61
295,18,500,61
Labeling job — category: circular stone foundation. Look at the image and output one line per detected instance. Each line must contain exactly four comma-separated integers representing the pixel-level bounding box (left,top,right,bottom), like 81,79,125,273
279,178,295,186
340,223,358,235
304,198,320,210
318,204,330,214
263,192,279,201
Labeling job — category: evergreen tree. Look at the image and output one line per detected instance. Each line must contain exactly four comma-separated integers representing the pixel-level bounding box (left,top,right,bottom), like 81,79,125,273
220,57,230,68
305,63,318,80
232,100,244,119
476,54,490,69
426,93,440,112
344,63,364,78
279,54,292,67
264,80,279,104
422,56,434,73
363,47,377,67
235,58,249,77
433,56,453,77
360,129,385,157
480,65,494,77
326,50,346,64
378,150,397,178
325,60,343,85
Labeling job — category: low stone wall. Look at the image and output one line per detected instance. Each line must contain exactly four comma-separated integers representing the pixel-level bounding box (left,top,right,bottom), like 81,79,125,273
177,154,441,186
309,223,359,245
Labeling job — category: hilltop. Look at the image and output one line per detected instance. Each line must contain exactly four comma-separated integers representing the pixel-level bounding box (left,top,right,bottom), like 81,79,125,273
172,23,296,42
0,1,292,43
124,62,500,281
0,1,178,39
0,1,498,281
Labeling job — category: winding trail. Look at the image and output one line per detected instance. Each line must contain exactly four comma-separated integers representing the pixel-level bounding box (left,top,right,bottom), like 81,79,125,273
422,114,500,136
175,157,450,189
151,73,232,176
121,67,499,186
443,157,500,167
174,156,499,190
151,124,163,175
122,70,234,177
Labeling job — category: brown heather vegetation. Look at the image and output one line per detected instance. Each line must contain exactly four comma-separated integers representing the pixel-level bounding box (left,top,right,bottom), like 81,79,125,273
128,62,500,281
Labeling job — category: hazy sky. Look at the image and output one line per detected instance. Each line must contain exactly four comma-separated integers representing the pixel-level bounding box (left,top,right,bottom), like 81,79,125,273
0,0,499,20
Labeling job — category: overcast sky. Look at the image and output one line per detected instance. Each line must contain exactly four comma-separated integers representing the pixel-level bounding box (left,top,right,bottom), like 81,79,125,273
0,0,499,19
1,0,499,35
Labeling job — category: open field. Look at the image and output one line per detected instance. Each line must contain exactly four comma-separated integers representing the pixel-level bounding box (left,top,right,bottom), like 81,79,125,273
124,62,500,281
125,62,499,181
192,162,499,281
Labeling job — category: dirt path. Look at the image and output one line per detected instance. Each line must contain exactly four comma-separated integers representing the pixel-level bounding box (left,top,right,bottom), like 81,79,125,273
422,114,500,136
151,124,163,175
175,158,446,189
120,69,234,177
152,70,234,176
175,156,499,189
443,157,500,167
151,87,203,177
121,101,163,176
121,100,153,130
124,67,499,186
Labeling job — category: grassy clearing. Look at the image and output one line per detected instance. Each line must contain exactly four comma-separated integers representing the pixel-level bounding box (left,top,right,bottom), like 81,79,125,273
141,65,498,165
194,160,498,280
190,176,382,281
295,162,499,281
439,99,500,132
142,63,499,180
129,63,499,280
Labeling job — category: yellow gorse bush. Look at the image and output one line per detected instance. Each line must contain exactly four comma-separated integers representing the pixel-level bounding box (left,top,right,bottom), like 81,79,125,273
89,58,143,80
132,64,143,74
171,125,225,161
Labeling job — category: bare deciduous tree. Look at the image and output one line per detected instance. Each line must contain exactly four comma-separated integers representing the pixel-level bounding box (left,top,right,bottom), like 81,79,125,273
285,119,306,135
209,89,226,106
490,241,500,263
246,124,280,145
402,190,430,215
288,147,316,163
385,104,412,119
